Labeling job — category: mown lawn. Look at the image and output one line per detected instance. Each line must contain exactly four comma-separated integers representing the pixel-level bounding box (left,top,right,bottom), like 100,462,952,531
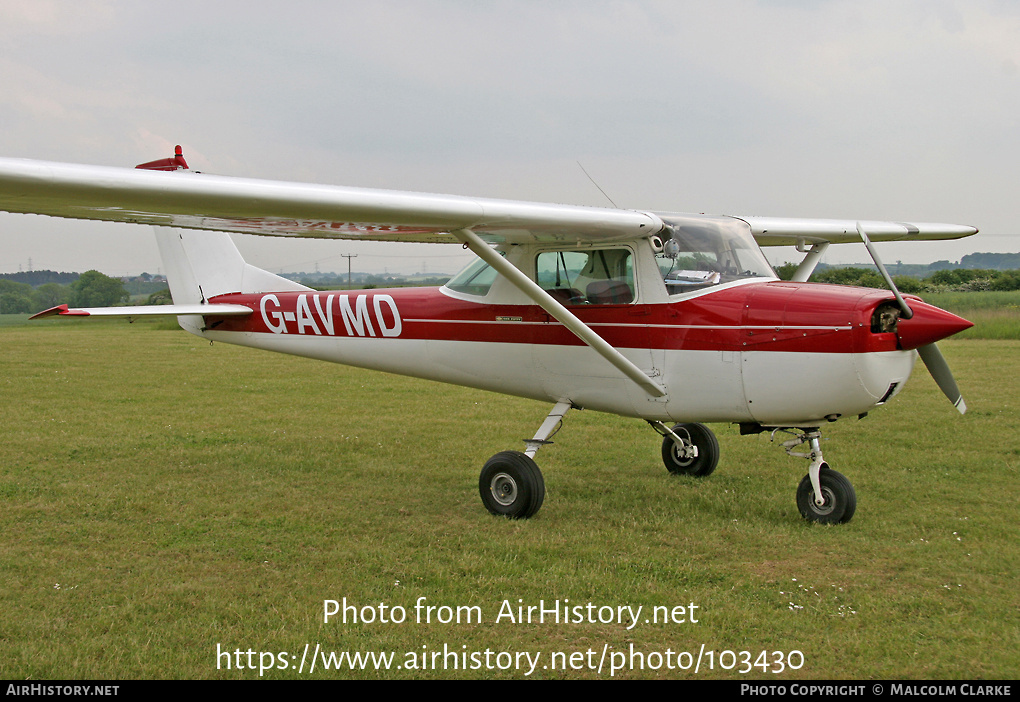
0,320,1016,679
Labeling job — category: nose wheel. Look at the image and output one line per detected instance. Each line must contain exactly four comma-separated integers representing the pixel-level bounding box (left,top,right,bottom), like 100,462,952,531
795,465,856,524
774,429,857,524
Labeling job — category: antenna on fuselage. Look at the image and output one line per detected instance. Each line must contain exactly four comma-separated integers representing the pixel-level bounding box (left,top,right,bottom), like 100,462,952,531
576,161,619,208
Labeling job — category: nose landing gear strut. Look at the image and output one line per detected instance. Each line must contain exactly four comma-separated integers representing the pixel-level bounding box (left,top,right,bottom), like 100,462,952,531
773,428,857,524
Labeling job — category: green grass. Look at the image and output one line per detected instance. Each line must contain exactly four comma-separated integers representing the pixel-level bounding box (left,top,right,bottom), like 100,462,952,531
0,321,1017,679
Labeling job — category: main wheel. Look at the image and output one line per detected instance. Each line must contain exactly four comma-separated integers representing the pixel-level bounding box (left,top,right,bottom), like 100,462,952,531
479,451,545,519
796,465,857,524
661,423,719,477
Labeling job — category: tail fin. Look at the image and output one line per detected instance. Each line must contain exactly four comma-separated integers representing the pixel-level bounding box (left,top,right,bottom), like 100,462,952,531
154,227,310,333
154,227,310,305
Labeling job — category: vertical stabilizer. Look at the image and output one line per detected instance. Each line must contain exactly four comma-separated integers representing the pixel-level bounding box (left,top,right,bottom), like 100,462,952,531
153,227,310,333
154,227,310,304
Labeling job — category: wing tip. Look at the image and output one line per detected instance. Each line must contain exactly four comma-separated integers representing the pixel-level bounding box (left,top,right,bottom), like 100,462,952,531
29,304,89,319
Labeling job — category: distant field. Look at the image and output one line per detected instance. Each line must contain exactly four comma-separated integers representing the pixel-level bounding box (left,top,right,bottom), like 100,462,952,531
923,291,1020,310
1,320,1017,679
0,313,36,327
922,291,1020,340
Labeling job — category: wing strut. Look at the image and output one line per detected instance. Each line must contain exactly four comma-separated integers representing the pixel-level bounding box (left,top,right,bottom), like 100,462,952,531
790,241,829,282
857,223,913,319
452,228,667,399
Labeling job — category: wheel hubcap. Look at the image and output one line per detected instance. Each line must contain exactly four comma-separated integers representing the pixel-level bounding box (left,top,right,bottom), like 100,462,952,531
490,472,518,506
672,443,694,467
812,487,835,515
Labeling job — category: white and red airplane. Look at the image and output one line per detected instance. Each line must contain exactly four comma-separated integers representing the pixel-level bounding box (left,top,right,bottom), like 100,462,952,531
0,147,976,524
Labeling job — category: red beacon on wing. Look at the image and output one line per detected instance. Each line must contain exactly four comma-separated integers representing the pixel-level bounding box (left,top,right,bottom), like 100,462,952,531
135,145,189,171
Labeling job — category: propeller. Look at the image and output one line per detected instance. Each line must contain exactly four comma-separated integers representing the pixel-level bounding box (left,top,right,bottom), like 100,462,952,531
857,223,969,414
917,343,967,414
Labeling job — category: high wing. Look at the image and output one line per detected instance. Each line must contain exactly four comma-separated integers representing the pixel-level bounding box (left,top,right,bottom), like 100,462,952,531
740,216,978,246
0,156,660,244
0,155,976,246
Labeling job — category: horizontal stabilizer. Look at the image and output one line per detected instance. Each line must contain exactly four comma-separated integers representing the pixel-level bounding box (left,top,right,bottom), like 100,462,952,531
30,303,253,319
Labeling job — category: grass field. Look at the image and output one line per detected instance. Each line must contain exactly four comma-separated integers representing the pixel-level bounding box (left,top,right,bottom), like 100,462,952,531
923,291,1020,340
1,319,1017,679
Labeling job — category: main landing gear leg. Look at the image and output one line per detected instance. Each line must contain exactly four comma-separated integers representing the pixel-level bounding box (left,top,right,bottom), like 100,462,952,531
774,429,857,524
478,401,572,519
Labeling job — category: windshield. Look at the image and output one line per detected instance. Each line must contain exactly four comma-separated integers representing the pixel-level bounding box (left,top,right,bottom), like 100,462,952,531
654,213,776,292
444,256,499,296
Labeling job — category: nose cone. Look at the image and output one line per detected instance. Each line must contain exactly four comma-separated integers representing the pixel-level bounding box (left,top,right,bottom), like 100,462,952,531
896,301,973,350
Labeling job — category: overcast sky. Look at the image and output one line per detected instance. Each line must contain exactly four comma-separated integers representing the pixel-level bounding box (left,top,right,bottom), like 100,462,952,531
0,0,1016,276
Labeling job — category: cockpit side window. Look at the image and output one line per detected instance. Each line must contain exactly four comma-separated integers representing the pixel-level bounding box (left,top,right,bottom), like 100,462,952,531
536,248,634,304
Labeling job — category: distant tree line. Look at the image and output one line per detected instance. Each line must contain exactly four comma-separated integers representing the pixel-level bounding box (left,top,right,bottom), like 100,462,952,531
0,269,80,286
0,270,131,314
773,252,1020,283
958,252,1020,270
921,252,1020,271
774,264,1020,292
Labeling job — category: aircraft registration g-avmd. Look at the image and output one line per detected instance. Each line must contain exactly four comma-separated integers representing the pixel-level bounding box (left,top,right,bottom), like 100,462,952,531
0,147,977,524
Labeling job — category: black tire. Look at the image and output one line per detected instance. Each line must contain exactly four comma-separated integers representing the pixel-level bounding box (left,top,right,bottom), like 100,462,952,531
796,465,857,524
479,451,545,519
661,423,719,477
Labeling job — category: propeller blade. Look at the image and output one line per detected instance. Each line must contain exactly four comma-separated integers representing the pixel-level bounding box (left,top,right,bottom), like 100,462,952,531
917,343,967,414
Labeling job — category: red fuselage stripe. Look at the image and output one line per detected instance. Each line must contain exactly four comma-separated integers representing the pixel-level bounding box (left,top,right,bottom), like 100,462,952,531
203,282,967,355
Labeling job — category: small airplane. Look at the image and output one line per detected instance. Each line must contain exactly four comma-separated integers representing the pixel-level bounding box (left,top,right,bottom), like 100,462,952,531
0,147,976,524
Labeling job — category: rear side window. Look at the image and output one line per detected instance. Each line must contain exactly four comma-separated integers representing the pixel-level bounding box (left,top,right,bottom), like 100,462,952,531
536,249,634,304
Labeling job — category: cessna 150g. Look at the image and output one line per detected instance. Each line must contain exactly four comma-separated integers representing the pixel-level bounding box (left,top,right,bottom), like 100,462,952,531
0,148,976,524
